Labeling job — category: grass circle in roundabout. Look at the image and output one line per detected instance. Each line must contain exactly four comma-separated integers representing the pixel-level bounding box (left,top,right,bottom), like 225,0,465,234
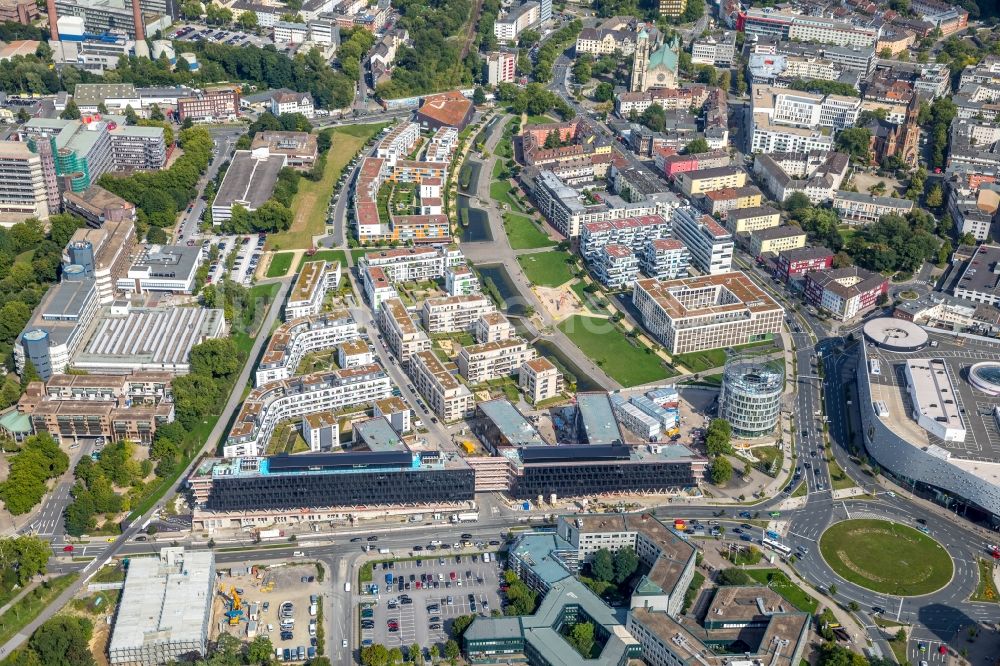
818,519,953,596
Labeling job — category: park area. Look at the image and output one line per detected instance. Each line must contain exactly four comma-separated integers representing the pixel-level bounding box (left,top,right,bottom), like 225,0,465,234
265,252,295,277
266,123,389,251
557,315,674,387
518,253,575,288
504,213,554,250
818,519,953,596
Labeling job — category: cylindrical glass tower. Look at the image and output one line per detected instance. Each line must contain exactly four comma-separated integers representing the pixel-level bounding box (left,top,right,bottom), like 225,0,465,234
719,356,784,438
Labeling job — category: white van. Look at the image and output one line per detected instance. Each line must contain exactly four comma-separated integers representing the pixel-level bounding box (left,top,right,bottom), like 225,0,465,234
378,548,390,554
293,550,305,557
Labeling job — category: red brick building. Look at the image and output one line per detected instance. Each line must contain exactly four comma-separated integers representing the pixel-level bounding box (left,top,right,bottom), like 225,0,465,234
177,90,239,122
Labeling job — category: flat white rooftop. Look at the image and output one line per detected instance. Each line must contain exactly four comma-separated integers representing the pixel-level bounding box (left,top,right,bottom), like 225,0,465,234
904,358,967,442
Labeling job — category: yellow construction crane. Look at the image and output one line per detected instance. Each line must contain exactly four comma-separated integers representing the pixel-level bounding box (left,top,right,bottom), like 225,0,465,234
230,586,241,612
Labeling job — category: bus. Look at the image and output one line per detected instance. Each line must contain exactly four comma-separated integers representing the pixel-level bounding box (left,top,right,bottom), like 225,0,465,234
762,538,792,556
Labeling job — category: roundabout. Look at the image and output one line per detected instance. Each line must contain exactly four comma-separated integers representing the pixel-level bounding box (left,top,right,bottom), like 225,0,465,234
818,519,954,596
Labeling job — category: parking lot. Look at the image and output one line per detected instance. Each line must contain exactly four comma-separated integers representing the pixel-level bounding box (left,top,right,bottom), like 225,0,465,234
214,562,324,663
170,24,270,48
361,552,503,651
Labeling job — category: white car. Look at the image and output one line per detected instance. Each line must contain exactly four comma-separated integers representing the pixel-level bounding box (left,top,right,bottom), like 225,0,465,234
342,640,348,648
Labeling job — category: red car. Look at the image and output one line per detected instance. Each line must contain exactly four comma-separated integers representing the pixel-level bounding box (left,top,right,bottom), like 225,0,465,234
62,545,74,552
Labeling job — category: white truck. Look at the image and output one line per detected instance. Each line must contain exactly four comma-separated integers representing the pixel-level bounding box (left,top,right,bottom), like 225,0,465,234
451,512,480,523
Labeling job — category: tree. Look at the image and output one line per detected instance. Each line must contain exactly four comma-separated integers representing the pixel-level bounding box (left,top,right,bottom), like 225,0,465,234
180,1,203,19
388,647,403,664
544,130,561,149
638,103,666,132
444,640,460,660
430,645,440,660
567,622,595,656
146,226,168,244
408,644,422,665
613,546,638,584
247,635,274,663
847,600,860,612
784,191,811,213
450,614,476,640
148,103,165,121
0,536,50,586
711,456,734,485
926,183,944,208
594,82,614,102
879,47,893,58
835,127,872,162
28,616,94,666
518,29,540,47
828,583,838,595
591,548,614,582
572,56,592,84
237,9,258,30
473,86,486,105
959,231,978,246
60,99,81,120
361,644,390,666
684,138,710,154
705,419,733,456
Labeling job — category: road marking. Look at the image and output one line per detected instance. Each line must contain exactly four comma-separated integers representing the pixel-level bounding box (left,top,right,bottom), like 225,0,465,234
788,531,816,542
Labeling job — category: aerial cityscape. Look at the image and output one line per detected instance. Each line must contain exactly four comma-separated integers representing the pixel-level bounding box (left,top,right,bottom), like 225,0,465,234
0,0,996,664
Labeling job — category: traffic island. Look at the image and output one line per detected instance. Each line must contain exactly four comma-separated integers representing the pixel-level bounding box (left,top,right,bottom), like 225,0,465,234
818,519,953,596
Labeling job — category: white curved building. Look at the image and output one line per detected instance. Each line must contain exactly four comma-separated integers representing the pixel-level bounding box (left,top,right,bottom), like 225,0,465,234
254,310,359,386
858,343,1000,522
225,364,393,458
719,357,783,438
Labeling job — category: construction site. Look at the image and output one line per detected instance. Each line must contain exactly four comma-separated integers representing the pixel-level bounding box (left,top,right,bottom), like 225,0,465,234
212,560,326,660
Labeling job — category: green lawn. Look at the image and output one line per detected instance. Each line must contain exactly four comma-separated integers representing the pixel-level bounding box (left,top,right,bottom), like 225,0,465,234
0,574,78,646
673,339,778,373
266,252,295,277
570,281,606,314
558,315,674,387
828,458,855,490
526,114,557,125
295,250,347,272
819,519,953,596
518,253,575,287
490,181,525,212
267,123,389,251
744,569,818,614
504,213,555,250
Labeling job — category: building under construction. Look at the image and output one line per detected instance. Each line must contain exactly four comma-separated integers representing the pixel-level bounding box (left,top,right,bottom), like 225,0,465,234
108,547,214,666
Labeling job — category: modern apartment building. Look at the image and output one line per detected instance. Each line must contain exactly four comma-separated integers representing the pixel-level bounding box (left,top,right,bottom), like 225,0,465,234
379,298,431,364
474,312,516,344
0,140,51,225
223,364,393,457
593,244,641,289
697,185,764,218
633,273,783,354
580,214,671,259
519,357,564,403
457,337,535,384
255,310,359,385
672,207,734,275
420,295,496,333
445,265,480,296
361,266,399,311
639,238,689,280
832,190,913,224
359,245,464,283
749,86,858,154
285,260,341,320
338,339,374,369
411,350,475,422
